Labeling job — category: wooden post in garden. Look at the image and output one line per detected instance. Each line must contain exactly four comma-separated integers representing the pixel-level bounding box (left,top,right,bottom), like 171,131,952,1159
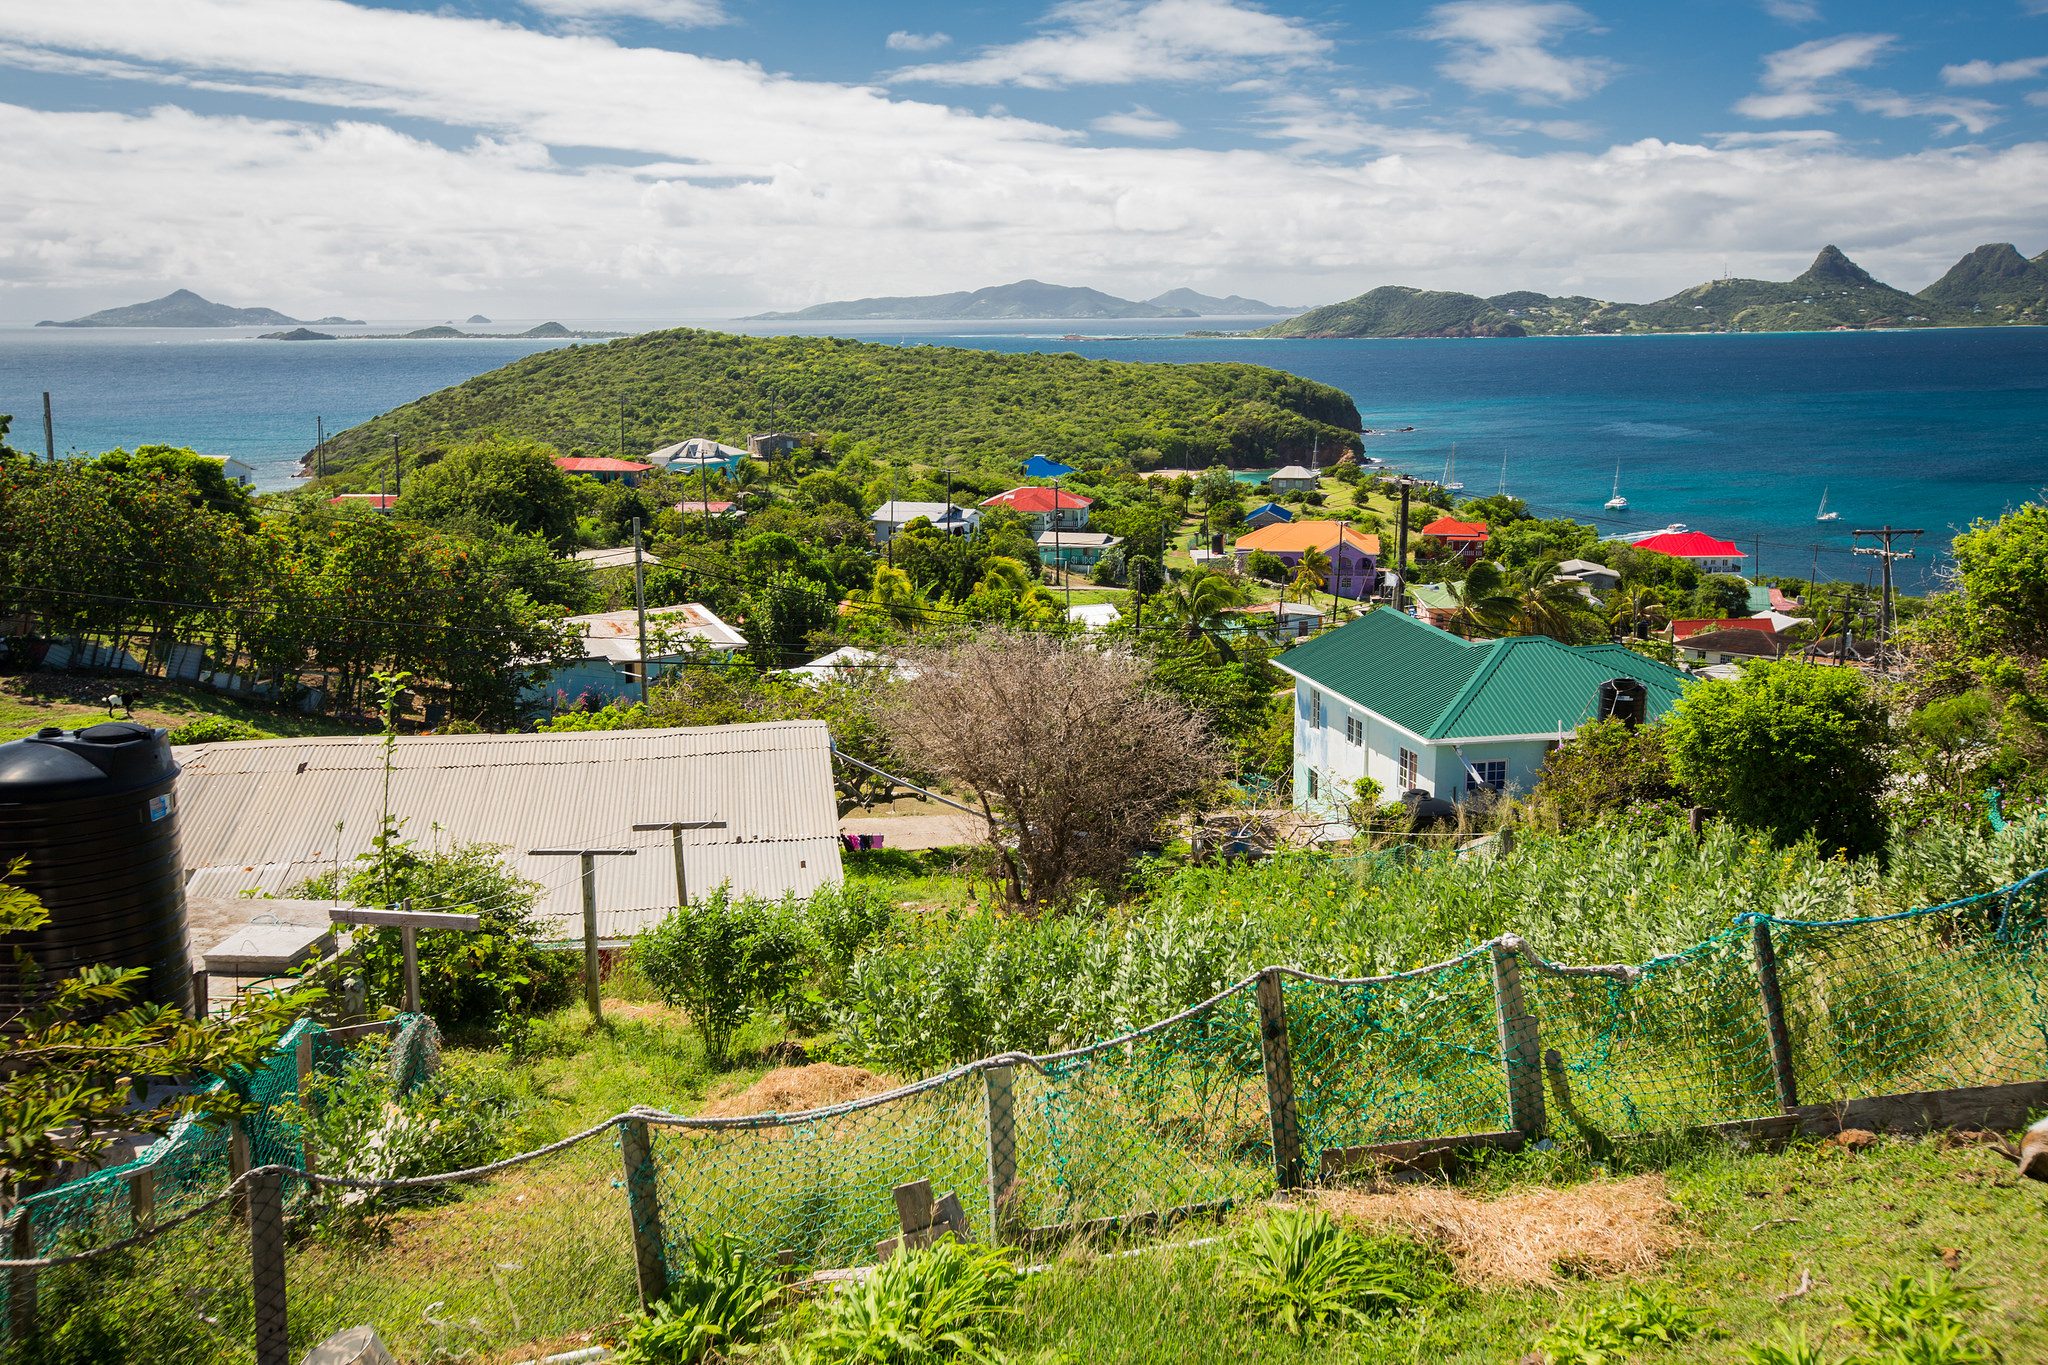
631,820,729,909
7,1205,35,1343
1750,921,1800,1113
329,904,482,1019
247,1166,290,1365
128,1166,156,1231
1255,971,1304,1190
1489,937,1547,1139
528,848,637,1022
983,1064,1017,1239
619,1117,669,1309
229,1115,252,1216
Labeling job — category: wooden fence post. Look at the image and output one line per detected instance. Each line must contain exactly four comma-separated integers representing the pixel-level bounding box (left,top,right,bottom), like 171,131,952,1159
229,1114,252,1216
129,1167,156,1231
1490,937,1547,1139
1255,971,1304,1190
619,1118,668,1309
247,1167,290,1365
399,897,420,1014
7,1206,35,1344
983,1065,1017,1239
1750,920,1800,1113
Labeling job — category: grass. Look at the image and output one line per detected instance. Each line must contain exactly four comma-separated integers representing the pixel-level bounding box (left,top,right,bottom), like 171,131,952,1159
0,670,374,742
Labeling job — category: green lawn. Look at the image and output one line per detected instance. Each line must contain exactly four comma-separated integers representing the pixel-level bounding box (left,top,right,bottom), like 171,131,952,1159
0,671,377,742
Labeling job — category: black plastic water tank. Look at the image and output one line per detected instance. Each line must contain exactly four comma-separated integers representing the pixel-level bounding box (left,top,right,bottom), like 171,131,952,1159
0,722,191,1013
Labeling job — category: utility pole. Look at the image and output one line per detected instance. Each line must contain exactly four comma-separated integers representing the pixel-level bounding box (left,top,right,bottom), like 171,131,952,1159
1752,535,1762,583
1054,475,1068,613
528,847,636,1021
392,435,403,499
41,392,54,463
1387,475,1424,613
1328,519,1348,619
1851,526,1922,675
631,516,650,704
618,396,626,458
630,820,728,909
315,416,326,478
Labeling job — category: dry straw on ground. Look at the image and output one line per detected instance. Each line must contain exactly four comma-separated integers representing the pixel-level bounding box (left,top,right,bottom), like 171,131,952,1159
697,1063,902,1118
1315,1174,1681,1287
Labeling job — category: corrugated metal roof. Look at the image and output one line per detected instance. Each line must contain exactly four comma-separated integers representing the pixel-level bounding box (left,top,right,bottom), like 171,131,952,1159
174,722,844,939
1275,608,1692,740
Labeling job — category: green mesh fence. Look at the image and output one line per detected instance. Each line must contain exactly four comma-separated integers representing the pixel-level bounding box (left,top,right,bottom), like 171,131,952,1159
11,870,2048,1363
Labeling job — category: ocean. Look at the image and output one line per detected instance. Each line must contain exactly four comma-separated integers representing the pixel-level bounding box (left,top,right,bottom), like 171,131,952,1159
5,317,2045,592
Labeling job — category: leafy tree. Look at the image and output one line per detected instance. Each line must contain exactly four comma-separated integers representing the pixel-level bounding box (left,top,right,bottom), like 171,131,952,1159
1691,574,1754,620
1246,550,1290,583
1666,661,1890,854
1530,718,1684,830
1157,570,1248,658
1486,515,1598,574
0,858,309,1192
93,445,257,525
795,470,865,515
1946,501,2048,655
635,886,804,1067
877,630,1226,907
396,436,580,548
1195,465,1239,509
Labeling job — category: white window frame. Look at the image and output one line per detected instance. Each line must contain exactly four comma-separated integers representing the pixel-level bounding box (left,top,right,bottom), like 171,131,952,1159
1345,715,1363,746
1307,768,1319,799
1309,689,1324,728
1398,746,1419,789
1468,759,1508,793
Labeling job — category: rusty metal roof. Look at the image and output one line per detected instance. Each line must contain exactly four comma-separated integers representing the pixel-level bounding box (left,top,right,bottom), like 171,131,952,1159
174,722,843,939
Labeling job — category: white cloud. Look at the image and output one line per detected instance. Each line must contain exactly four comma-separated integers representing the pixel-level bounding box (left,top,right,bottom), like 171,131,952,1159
523,0,727,26
1092,105,1184,138
1761,1,1821,22
1710,128,1842,148
0,1,2046,316
1941,55,2048,86
889,0,1329,89
885,30,951,53
1422,2,1613,103
1736,33,2000,135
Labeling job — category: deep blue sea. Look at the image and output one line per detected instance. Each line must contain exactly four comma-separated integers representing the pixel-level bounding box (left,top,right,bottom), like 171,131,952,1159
5,316,2045,592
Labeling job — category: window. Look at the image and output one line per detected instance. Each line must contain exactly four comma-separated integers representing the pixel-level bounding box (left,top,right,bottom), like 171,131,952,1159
1345,715,1363,746
1398,747,1419,789
1468,760,1508,794
1309,689,1324,728
1307,769,1319,798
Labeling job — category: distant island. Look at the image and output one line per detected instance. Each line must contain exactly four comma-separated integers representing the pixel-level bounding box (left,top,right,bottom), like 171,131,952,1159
37,288,364,328
259,321,626,341
466,314,492,324
1258,243,2048,339
742,278,1294,321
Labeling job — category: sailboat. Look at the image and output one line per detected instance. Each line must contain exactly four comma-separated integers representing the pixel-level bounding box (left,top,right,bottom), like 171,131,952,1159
1604,456,1628,511
1815,488,1839,523
1497,448,1509,496
1442,443,1464,492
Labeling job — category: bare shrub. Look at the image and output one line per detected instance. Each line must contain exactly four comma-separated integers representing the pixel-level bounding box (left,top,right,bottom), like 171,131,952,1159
877,629,1225,908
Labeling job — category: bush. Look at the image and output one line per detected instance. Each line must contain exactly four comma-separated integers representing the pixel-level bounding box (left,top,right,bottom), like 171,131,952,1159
614,1235,786,1365
285,1038,520,1207
164,715,268,745
1534,1287,1701,1363
289,840,576,1041
636,885,805,1067
1227,1210,1447,1338
1666,661,1891,855
1530,718,1684,830
803,1237,1017,1363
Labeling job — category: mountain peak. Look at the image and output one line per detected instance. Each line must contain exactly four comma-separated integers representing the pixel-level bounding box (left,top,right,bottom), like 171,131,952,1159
1796,245,1880,288
1918,242,2048,314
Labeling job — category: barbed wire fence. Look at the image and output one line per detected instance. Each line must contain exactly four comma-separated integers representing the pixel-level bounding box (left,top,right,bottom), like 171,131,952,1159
5,868,2045,1364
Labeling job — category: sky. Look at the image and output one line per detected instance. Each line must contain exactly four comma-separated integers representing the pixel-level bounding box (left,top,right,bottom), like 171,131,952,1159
2,0,2046,321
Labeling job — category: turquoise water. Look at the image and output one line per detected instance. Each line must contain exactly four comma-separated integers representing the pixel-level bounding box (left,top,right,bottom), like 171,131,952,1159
4,319,2044,590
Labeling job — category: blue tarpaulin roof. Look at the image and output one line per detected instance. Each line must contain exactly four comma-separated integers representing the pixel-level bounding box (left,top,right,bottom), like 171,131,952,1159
1247,501,1295,522
1023,455,1076,478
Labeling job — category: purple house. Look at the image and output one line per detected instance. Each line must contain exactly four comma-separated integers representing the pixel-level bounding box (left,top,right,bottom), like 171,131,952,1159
1232,522,1381,599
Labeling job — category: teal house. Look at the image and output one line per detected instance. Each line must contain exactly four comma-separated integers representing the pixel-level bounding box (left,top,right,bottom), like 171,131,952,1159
1273,609,1692,832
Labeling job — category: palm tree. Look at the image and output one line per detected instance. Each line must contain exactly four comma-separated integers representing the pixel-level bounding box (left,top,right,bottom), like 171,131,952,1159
1497,560,1600,642
1606,583,1668,641
1288,547,1330,600
1158,569,1247,658
1437,562,1517,639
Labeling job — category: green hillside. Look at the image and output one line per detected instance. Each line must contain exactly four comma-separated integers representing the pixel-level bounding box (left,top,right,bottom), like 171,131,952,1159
1258,244,2010,338
1917,242,2048,323
1258,286,1528,338
314,327,1362,473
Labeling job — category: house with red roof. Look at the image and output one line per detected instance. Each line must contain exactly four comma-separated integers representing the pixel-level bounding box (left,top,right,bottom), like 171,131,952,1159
1419,516,1490,564
554,456,653,487
980,486,1092,533
1669,618,1779,643
327,493,397,513
1629,530,1746,574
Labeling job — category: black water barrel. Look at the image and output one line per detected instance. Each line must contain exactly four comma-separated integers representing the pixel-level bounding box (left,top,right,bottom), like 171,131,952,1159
0,722,190,1013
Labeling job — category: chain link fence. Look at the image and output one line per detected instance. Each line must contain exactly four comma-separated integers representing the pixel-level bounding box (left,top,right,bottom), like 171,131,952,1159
6,869,2046,1363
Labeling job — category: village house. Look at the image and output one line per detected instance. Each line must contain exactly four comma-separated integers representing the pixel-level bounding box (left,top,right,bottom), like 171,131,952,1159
981,486,1092,532
1066,603,1121,631
1403,582,1462,628
747,432,804,458
530,602,747,707
1675,627,1784,668
871,500,980,542
786,646,915,686
1242,501,1295,531
1554,559,1620,594
1227,600,1324,645
326,492,397,513
554,456,652,487
1232,522,1380,599
674,498,740,520
1275,608,1692,833
1022,455,1076,478
1419,516,1490,565
1619,527,1748,575
195,453,256,487
646,437,747,474
1037,530,1120,570
570,545,662,573
1266,464,1321,493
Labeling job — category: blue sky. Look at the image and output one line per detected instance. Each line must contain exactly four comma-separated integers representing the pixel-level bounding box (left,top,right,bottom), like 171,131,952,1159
2,0,2046,319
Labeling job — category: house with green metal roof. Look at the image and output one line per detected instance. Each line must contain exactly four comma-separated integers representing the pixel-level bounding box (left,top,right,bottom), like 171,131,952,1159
1272,607,1693,831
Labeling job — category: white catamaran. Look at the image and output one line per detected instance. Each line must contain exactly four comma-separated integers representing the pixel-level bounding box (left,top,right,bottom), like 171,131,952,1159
1816,488,1839,523
1605,456,1628,511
